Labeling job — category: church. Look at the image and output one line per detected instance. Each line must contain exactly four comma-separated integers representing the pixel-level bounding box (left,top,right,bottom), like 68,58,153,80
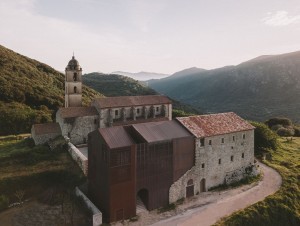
31,56,172,145
31,56,257,223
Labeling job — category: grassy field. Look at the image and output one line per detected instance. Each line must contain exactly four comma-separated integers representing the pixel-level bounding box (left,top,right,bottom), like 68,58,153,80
214,137,300,226
0,137,86,207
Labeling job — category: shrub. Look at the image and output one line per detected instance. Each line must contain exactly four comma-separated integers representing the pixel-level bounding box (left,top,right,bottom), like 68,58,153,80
265,117,292,128
277,127,295,137
250,121,279,156
293,126,300,137
271,124,284,131
0,195,9,211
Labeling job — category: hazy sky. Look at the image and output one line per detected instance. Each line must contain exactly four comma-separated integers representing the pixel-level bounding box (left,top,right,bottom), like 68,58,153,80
1,0,300,74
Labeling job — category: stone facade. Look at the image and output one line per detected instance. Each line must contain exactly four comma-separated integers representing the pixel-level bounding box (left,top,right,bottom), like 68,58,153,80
31,123,62,145
56,112,99,145
65,56,82,107
92,102,172,128
169,129,255,203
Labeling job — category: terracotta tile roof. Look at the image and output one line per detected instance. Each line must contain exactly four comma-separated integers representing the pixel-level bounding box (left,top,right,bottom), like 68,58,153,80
92,95,171,109
32,123,62,135
132,120,192,143
58,107,98,118
176,112,254,138
99,126,135,149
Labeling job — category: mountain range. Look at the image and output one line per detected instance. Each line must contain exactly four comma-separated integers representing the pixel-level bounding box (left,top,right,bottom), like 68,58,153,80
112,71,168,81
148,51,300,122
82,72,200,114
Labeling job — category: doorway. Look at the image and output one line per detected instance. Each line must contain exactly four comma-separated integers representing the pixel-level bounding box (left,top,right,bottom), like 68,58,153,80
200,178,206,192
186,179,194,197
137,189,149,213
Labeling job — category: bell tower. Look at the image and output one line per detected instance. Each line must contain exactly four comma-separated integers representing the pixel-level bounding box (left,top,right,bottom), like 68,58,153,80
65,55,82,107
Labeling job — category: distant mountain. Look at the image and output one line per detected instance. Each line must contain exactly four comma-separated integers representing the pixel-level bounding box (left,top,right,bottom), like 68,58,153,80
83,72,200,115
168,67,206,79
148,50,300,122
112,71,169,81
0,45,102,135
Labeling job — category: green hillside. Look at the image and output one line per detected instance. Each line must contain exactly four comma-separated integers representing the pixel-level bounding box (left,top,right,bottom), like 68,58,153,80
0,45,102,135
82,72,157,96
83,72,200,115
148,51,300,122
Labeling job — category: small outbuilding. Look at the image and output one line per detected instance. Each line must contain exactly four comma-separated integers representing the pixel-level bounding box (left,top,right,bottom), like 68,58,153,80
31,122,62,145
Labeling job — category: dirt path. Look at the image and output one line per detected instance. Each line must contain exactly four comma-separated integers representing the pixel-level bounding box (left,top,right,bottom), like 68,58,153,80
152,162,282,226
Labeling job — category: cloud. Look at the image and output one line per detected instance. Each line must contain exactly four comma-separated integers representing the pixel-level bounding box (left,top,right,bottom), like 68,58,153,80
262,11,300,26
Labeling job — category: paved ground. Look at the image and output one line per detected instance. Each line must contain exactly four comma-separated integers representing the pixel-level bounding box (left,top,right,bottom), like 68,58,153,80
151,162,282,226
77,146,88,158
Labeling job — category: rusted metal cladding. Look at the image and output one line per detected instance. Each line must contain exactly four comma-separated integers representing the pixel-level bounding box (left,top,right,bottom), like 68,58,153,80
173,136,195,181
136,142,173,210
109,146,136,222
88,131,110,222
88,130,136,223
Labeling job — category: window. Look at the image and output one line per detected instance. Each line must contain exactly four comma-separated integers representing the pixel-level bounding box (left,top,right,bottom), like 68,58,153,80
94,119,97,124
73,72,77,81
218,159,221,164
208,140,212,145
231,146,234,149
74,86,77,93
68,132,70,138
242,153,244,158
231,155,234,162
221,138,224,144
243,134,246,139
115,109,119,116
201,163,205,168
200,138,205,147
233,136,235,141
156,106,159,112
137,108,140,114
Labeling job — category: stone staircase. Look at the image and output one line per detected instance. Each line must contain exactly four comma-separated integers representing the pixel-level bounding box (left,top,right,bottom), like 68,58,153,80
136,196,147,214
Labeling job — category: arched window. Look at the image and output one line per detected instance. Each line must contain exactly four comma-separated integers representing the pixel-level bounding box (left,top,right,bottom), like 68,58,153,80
187,179,194,186
74,86,77,93
73,72,77,81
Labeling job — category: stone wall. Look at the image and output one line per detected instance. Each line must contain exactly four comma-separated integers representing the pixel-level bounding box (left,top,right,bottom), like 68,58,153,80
67,140,88,176
169,129,255,203
57,114,99,145
225,163,258,184
31,127,61,145
75,187,102,226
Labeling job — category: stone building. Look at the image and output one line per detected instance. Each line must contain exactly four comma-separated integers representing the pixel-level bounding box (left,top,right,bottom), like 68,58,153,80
56,106,99,145
31,56,172,146
91,95,172,128
88,112,256,223
65,55,83,107
169,112,256,203
31,122,61,145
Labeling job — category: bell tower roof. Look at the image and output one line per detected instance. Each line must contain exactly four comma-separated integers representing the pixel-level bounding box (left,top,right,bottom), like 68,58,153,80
66,55,81,70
